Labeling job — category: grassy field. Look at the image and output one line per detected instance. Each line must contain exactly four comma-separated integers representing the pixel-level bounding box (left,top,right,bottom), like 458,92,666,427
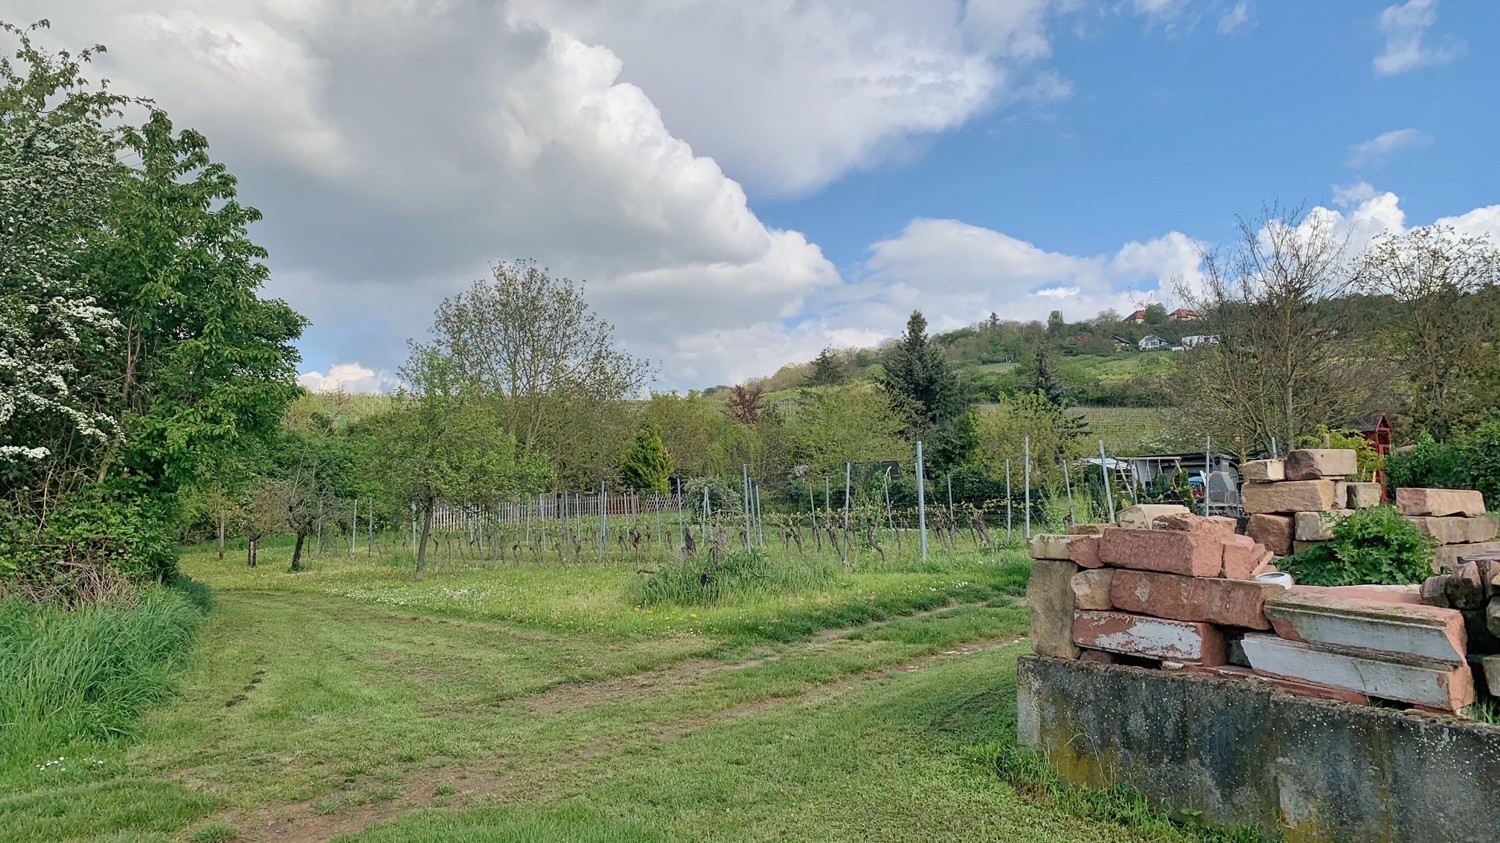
0,541,1250,842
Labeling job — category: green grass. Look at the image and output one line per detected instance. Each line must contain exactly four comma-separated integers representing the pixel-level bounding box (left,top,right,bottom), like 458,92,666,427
0,539,1245,842
0,588,206,782
1075,406,1188,453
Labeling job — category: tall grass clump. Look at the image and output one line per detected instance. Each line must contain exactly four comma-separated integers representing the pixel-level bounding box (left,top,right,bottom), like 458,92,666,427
0,586,207,771
626,549,836,607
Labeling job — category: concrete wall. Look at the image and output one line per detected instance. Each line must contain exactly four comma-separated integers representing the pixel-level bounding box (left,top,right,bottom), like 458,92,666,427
1017,655,1500,843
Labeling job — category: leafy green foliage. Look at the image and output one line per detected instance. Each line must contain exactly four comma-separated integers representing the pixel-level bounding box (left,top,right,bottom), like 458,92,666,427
0,24,303,592
1387,416,1500,510
1282,506,1436,587
619,420,672,493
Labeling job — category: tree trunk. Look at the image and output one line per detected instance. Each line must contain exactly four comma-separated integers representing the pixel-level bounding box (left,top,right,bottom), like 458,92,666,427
291,529,307,573
416,500,434,581
218,511,226,560
248,538,258,568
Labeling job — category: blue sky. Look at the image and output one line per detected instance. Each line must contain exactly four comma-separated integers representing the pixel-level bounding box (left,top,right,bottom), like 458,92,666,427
759,1,1499,278
24,0,1498,391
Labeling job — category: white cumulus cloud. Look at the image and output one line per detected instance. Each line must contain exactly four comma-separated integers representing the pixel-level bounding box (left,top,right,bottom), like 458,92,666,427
1347,128,1434,168
1373,0,1463,76
298,363,398,395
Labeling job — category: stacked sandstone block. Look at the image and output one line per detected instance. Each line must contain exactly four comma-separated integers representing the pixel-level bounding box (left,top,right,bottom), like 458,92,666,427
1027,509,1479,714
1421,553,1500,702
1396,488,1500,572
1239,448,1379,558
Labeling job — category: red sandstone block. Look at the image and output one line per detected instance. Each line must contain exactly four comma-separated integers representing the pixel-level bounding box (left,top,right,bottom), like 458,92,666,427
1158,513,1236,536
1264,591,1467,663
1240,635,1475,711
1066,534,1104,569
1098,529,1224,577
1072,610,1228,664
1111,569,1281,630
1222,534,1273,580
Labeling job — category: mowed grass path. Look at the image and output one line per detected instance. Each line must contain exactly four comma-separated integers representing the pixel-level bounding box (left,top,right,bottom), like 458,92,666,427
3,547,1205,842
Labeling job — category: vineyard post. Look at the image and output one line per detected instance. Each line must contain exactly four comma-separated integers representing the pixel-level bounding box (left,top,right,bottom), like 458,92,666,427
742,465,752,550
916,441,928,560
1062,458,1074,527
351,498,358,553
1099,440,1116,524
367,502,373,555
1023,435,1032,540
1005,460,1012,539
883,467,898,551
843,462,852,534
599,481,607,560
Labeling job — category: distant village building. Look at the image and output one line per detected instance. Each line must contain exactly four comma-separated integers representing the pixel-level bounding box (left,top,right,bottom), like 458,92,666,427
1128,309,1148,324
1180,334,1221,349
1138,334,1168,351
1169,308,1203,321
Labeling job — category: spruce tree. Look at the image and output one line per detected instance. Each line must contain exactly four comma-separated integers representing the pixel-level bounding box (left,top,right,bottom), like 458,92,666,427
881,311,973,470
807,346,846,386
620,419,672,493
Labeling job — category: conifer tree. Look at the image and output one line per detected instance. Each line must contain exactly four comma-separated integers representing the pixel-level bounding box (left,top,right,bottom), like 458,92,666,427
620,419,672,493
807,346,846,386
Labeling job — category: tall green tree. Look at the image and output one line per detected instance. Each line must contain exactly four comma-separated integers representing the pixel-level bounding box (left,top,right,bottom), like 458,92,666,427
620,420,672,493
0,23,304,585
374,347,552,580
1356,226,1500,439
806,347,847,386
788,385,911,480
423,259,654,487
880,310,971,470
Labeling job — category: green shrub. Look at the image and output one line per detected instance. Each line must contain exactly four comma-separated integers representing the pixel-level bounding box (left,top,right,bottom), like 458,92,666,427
0,586,206,771
1387,416,1500,510
1282,506,1436,587
626,549,835,607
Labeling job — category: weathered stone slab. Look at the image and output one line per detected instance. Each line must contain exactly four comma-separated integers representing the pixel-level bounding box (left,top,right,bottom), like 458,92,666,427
1111,569,1282,630
1241,480,1339,515
1066,534,1104,569
1028,533,1081,560
1185,664,1371,705
1285,449,1359,480
1073,610,1227,664
1240,459,1284,482
1222,534,1272,580
1434,541,1500,573
1116,503,1190,529
1290,584,1422,605
1295,509,1350,542
1240,635,1475,710
1027,558,1081,659
1347,481,1382,509
1397,488,1486,518
1489,597,1500,639
1481,655,1500,692
1264,591,1467,663
1293,539,1325,555
1245,513,1293,556
1070,569,1114,610
1158,512,1236,536
1067,524,1108,536
1098,529,1224,577
1406,516,1499,545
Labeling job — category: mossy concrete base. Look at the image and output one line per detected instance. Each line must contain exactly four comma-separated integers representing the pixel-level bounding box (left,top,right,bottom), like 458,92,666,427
1017,654,1500,842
